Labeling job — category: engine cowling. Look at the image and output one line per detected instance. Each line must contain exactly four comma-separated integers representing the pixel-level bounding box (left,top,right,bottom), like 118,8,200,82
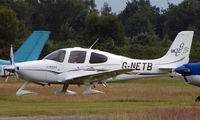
175,63,200,87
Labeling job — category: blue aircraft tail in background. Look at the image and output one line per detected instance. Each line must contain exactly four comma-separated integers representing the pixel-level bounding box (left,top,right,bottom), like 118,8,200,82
14,31,50,62
0,31,50,78
0,31,50,65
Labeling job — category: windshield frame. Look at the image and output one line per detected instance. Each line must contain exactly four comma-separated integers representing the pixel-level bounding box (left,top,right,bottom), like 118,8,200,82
43,50,66,63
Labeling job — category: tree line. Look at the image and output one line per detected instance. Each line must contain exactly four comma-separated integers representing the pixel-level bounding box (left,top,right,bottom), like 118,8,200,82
0,0,200,62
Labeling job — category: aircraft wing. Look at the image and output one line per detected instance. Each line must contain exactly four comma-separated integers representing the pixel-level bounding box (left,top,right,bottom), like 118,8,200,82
14,31,50,63
64,69,133,84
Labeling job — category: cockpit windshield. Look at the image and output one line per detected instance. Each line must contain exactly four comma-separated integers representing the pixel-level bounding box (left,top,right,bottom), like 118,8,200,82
43,50,66,62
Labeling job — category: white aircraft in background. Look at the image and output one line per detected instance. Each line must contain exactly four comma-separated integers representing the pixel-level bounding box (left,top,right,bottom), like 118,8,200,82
5,31,194,96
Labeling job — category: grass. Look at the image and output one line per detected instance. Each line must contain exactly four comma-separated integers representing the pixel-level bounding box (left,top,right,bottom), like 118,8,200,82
0,77,200,119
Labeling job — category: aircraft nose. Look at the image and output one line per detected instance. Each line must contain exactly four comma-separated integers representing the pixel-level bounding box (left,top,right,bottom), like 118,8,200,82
175,65,185,74
175,65,190,75
14,60,47,81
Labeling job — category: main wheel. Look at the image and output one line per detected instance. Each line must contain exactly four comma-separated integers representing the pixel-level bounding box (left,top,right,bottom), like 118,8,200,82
195,96,200,102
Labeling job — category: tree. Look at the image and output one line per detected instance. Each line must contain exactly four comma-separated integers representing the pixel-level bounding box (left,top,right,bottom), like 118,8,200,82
8,1,35,30
57,22,76,41
83,12,127,51
161,34,171,47
163,0,200,39
101,2,112,15
118,0,160,37
0,7,19,59
130,32,159,46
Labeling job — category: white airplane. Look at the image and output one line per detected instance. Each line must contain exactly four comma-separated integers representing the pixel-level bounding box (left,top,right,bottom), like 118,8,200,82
5,31,194,96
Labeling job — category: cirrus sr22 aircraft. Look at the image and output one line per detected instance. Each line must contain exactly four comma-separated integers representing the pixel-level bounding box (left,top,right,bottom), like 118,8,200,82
5,31,194,96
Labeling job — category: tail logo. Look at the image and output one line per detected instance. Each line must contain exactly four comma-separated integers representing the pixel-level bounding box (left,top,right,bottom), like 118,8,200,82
171,43,189,56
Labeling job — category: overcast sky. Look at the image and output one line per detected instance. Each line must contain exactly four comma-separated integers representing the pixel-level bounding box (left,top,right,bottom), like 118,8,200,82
95,0,184,14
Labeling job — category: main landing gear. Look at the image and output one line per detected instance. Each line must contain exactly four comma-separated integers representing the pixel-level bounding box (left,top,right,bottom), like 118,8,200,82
54,84,76,95
83,80,104,95
16,81,104,96
55,81,104,95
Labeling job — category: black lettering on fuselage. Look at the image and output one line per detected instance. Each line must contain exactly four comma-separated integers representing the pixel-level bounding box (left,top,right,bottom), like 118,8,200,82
131,62,136,70
122,62,153,71
147,63,153,71
142,63,147,70
136,62,141,70
122,62,128,69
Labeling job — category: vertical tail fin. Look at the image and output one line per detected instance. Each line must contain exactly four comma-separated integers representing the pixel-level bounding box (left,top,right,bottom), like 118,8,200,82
14,31,50,62
158,31,194,68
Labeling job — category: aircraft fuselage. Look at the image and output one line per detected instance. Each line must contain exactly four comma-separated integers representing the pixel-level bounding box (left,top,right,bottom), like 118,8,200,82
14,48,176,84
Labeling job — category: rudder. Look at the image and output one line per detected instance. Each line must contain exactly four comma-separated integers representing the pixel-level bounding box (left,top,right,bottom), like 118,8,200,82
158,31,194,68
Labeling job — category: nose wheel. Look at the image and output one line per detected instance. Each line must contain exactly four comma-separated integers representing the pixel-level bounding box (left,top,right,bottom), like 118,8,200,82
16,80,37,96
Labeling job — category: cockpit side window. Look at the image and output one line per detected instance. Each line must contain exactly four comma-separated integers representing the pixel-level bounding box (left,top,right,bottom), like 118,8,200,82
89,52,108,64
68,51,86,63
44,50,66,62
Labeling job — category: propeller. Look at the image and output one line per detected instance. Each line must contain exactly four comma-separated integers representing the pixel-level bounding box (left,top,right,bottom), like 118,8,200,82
10,44,14,66
175,65,190,75
4,45,20,81
181,68,190,73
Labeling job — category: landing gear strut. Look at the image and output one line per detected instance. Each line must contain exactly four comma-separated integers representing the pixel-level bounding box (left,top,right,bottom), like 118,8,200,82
54,83,76,95
83,80,104,95
16,80,37,96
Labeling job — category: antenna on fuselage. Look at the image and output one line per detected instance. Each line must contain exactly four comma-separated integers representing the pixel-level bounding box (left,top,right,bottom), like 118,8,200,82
89,38,99,49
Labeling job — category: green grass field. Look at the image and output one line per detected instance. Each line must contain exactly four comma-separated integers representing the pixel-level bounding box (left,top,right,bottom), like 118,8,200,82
0,77,200,120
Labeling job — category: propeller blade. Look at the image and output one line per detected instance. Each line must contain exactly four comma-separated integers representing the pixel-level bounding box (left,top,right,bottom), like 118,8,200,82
15,72,20,80
4,44,20,81
10,44,14,66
